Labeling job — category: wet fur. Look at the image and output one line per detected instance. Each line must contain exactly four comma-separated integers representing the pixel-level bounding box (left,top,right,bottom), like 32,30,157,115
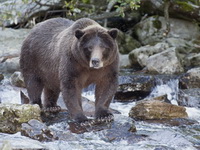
20,18,119,123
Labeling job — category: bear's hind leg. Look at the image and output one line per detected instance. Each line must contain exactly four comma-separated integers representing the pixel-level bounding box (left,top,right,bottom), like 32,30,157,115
43,87,61,112
24,74,43,108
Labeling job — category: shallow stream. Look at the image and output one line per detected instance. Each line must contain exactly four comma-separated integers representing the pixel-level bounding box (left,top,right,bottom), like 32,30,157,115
0,74,200,150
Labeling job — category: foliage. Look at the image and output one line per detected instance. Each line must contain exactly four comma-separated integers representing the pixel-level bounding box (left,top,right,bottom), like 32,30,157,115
63,0,140,17
114,0,140,17
0,0,141,27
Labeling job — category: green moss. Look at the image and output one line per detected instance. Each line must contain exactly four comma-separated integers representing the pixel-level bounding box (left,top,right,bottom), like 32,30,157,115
175,1,195,12
152,19,162,30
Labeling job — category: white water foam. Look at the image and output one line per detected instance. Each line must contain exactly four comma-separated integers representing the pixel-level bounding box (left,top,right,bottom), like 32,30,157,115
149,79,179,105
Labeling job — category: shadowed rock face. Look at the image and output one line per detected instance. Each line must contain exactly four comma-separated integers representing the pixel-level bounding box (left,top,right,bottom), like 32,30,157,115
115,75,154,102
179,67,200,89
178,88,200,108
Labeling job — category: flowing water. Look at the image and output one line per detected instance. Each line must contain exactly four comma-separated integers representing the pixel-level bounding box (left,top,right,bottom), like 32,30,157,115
0,75,200,150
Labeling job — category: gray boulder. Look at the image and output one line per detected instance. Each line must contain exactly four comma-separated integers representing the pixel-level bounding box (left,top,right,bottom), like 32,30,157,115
134,16,200,45
145,48,184,74
129,42,169,67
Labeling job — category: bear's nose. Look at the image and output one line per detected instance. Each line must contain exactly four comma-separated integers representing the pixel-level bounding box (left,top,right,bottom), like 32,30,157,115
91,58,100,66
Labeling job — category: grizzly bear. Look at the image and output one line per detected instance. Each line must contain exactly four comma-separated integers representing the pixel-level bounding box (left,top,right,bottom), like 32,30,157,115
20,18,119,123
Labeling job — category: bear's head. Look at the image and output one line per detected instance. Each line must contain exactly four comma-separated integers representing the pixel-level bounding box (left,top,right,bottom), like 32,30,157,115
74,26,118,69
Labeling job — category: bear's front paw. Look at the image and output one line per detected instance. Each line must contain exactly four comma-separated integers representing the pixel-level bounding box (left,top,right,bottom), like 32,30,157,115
43,106,61,113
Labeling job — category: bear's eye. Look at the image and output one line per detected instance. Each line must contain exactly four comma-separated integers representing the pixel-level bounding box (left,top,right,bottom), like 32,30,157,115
84,47,92,52
105,48,111,51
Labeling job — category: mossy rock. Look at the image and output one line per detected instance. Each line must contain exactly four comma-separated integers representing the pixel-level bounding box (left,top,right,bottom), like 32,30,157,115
174,1,195,12
117,30,141,54
0,104,41,133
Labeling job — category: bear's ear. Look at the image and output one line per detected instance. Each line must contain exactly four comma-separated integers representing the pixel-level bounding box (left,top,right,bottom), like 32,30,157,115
108,29,118,39
75,29,85,39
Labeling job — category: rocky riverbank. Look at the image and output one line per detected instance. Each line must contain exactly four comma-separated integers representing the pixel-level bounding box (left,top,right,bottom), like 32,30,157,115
1,0,200,149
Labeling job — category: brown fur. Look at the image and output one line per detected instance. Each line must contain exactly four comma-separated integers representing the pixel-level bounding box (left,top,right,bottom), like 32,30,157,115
20,18,119,122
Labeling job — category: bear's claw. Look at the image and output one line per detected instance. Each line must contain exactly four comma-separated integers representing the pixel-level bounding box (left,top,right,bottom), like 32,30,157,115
42,106,61,113
80,115,114,127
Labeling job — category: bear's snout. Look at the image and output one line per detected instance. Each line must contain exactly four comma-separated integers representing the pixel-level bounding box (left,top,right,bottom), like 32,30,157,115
89,48,103,69
91,58,100,67
90,57,103,69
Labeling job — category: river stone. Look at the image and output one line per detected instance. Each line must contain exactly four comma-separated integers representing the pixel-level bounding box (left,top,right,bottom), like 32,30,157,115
134,16,200,45
129,42,169,67
115,75,154,102
129,100,188,120
117,30,141,54
21,119,58,142
179,67,200,89
0,104,41,133
10,71,25,87
146,48,184,74
178,88,200,108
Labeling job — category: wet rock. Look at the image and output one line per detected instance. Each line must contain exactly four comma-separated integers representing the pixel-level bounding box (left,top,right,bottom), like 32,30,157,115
0,74,3,82
0,133,47,150
118,75,155,91
10,71,25,87
178,89,200,108
146,48,184,74
117,31,141,54
41,110,70,126
0,104,41,133
115,75,155,102
134,16,200,45
21,119,58,142
129,42,169,67
179,67,200,89
145,118,198,127
102,115,137,142
129,100,188,120
148,130,194,149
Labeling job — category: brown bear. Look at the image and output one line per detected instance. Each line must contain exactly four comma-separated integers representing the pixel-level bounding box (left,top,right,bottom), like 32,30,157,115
20,18,119,123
